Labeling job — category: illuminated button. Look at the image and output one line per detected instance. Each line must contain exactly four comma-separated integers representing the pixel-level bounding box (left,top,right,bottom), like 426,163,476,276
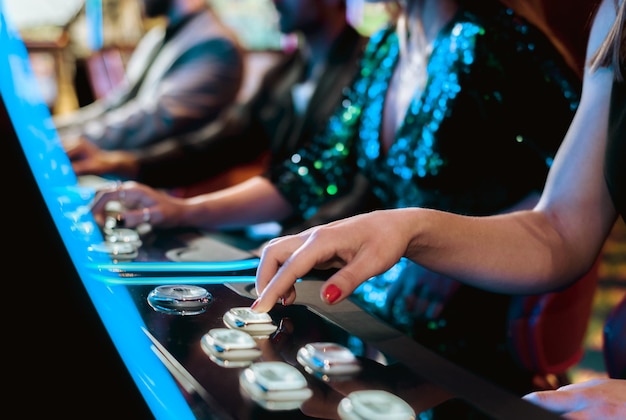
296,342,360,377
104,199,125,213
337,390,416,420
105,227,142,247
88,241,138,260
201,328,261,367
147,285,212,315
223,307,277,337
239,361,313,411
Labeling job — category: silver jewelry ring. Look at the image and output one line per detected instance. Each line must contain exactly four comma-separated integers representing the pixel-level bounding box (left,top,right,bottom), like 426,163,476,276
142,207,151,224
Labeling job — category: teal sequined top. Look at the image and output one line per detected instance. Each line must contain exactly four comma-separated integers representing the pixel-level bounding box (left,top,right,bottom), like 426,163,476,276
269,3,581,220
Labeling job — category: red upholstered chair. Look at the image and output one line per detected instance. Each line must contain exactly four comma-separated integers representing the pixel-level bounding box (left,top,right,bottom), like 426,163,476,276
603,293,626,379
507,257,601,383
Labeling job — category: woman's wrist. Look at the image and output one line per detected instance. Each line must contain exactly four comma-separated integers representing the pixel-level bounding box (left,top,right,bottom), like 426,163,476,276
182,195,217,229
399,207,439,261
110,151,139,178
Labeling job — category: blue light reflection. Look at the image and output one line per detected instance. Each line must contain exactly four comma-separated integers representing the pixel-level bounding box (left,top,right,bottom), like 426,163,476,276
0,2,194,418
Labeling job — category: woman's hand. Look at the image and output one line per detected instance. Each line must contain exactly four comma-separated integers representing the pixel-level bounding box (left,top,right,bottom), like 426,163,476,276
523,378,626,419
252,209,415,313
90,181,186,229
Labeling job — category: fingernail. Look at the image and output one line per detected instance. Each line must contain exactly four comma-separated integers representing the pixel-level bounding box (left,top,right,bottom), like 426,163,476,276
250,299,260,311
280,296,286,306
323,284,341,304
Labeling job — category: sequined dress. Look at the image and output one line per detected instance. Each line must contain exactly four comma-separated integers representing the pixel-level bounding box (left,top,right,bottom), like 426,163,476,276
268,1,582,394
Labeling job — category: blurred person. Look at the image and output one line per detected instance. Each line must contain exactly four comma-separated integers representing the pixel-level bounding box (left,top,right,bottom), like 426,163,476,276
249,0,626,418
64,0,367,194
57,0,243,151
89,0,583,398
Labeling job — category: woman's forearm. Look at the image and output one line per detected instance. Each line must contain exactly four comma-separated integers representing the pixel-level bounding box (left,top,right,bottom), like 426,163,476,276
182,176,294,230
401,207,589,294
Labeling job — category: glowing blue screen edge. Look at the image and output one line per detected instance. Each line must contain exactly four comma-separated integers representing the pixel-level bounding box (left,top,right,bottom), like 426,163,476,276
0,2,194,418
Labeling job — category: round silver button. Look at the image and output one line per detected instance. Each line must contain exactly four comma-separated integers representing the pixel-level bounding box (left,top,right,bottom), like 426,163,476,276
147,285,212,315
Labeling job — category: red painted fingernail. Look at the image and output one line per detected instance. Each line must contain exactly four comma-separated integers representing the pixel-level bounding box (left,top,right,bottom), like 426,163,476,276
323,284,341,304
250,299,260,311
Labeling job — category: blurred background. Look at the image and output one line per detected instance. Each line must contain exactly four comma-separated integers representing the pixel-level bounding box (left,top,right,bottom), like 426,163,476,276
2,0,390,115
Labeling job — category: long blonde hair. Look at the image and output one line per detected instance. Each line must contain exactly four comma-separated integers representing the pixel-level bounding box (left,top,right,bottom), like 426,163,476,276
590,0,626,80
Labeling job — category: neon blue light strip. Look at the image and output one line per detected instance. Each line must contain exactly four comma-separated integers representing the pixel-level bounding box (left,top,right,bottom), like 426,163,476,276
95,258,260,273
85,0,103,51
93,274,257,286
0,3,195,418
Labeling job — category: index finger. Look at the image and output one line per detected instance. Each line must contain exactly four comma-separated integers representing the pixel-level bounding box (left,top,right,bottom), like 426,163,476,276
523,390,575,414
253,235,310,312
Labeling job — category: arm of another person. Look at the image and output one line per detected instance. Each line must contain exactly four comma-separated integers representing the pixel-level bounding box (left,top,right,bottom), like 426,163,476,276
65,100,268,184
522,378,626,419
90,175,293,231
252,0,618,312
132,99,270,187
81,38,243,150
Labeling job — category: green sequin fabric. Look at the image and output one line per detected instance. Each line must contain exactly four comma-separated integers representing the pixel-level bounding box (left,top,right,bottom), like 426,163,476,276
270,3,581,220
